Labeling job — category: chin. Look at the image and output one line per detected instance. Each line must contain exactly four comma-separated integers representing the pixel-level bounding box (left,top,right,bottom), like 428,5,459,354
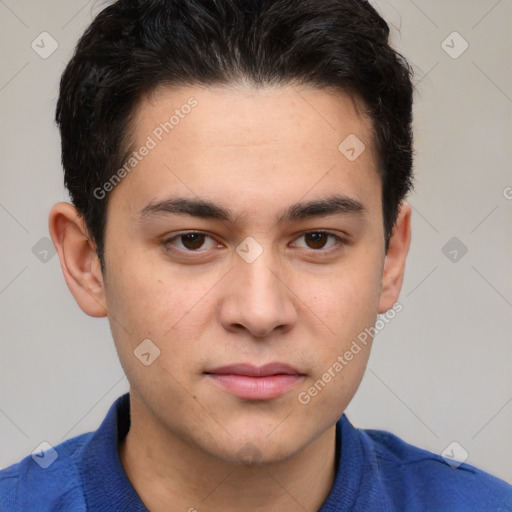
205,432,303,468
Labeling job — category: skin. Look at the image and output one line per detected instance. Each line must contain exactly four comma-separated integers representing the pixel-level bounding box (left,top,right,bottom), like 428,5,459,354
49,84,411,512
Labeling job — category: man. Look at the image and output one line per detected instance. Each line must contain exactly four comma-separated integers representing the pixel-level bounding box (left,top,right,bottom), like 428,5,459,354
1,0,511,510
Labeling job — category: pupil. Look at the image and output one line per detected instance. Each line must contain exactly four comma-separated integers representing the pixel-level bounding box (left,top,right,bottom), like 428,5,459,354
307,232,327,249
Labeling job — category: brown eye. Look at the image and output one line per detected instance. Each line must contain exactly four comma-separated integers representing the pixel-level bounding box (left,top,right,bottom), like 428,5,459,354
291,231,344,253
163,231,218,253
304,232,330,249
180,232,206,250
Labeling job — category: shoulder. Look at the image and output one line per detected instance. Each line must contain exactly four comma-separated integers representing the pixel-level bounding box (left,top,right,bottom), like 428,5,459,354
362,426,512,511
0,433,92,511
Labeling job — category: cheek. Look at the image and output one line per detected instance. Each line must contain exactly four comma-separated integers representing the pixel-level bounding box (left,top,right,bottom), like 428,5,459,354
291,253,381,410
105,252,189,331
103,255,222,366
295,255,382,344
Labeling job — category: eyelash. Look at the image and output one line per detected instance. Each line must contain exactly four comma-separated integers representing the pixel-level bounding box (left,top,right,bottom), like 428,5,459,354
161,230,347,257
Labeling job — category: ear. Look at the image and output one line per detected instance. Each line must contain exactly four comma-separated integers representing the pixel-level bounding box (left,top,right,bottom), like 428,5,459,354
377,201,412,314
48,202,107,317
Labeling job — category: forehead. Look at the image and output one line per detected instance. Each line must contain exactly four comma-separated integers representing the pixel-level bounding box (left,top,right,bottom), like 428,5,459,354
136,83,376,153
111,84,381,222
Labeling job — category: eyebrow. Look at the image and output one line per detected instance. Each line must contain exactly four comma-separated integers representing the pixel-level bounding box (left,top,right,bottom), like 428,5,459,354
139,194,367,224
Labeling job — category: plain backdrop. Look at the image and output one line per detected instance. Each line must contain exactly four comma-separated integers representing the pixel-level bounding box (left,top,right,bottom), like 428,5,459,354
1,0,511,483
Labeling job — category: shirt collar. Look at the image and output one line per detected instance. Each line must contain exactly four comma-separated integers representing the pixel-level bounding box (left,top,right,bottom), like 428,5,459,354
80,393,147,511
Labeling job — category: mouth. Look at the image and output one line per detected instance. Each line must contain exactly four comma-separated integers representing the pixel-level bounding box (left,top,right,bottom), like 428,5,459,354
204,363,306,401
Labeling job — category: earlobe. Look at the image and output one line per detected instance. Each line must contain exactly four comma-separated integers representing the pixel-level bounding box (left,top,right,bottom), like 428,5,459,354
377,201,412,314
48,202,108,318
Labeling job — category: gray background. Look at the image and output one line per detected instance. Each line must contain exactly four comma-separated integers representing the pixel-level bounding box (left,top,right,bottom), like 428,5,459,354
1,0,511,483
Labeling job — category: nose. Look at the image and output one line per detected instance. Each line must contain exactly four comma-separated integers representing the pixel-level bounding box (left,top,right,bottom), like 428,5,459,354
219,247,298,338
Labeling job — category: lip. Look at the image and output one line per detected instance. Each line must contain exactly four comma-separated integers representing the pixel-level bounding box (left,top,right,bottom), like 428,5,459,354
205,363,305,400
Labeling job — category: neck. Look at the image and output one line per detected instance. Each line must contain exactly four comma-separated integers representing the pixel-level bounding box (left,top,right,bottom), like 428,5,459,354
119,397,337,512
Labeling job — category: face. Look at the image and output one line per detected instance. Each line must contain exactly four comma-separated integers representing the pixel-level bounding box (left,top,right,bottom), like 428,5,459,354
55,83,409,465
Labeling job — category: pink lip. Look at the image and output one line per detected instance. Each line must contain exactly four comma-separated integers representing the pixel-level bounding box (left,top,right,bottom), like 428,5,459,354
205,363,305,400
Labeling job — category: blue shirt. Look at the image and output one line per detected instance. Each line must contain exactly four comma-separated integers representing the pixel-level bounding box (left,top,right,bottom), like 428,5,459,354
1,393,511,511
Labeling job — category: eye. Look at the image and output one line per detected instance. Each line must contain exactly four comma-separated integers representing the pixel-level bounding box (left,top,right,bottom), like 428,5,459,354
292,231,344,252
163,231,219,252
